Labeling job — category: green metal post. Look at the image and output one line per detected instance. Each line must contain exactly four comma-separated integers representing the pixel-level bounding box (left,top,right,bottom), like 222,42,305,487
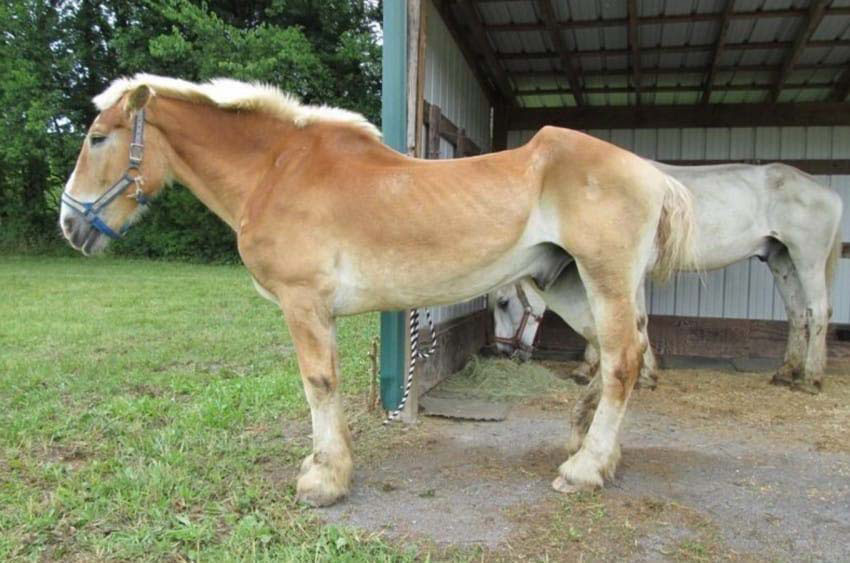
379,0,408,410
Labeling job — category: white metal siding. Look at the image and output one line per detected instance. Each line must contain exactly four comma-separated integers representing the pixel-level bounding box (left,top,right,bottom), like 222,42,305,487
507,127,850,323
423,0,492,324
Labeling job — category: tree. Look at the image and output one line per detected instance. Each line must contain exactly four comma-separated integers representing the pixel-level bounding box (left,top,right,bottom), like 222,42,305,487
0,0,381,259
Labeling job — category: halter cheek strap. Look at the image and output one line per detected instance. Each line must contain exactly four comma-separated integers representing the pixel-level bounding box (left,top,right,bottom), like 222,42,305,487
61,109,149,239
493,283,544,355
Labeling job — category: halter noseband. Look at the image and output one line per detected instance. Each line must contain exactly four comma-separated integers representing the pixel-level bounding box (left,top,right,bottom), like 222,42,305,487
493,283,544,356
61,109,150,239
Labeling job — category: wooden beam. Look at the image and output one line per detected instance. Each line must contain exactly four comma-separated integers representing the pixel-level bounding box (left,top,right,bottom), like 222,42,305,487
426,102,441,159
702,0,735,105
431,0,498,106
769,0,829,103
516,81,834,97
627,0,641,105
423,100,482,156
511,62,844,80
484,7,850,33
534,314,850,362
660,159,850,176
508,102,850,130
497,39,850,61
536,0,584,106
455,0,516,105
831,67,850,102
492,103,509,151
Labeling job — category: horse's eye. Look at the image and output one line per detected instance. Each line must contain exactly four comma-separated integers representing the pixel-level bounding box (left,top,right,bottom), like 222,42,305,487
497,298,510,310
90,135,107,147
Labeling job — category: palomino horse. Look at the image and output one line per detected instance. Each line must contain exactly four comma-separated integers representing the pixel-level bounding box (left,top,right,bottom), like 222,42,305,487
59,74,697,506
493,162,843,396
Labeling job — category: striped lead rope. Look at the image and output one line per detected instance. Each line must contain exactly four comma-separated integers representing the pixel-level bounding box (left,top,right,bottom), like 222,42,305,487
383,308,437,424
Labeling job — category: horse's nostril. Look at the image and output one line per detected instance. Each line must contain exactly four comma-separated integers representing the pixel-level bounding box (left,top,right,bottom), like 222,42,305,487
62,216,76,234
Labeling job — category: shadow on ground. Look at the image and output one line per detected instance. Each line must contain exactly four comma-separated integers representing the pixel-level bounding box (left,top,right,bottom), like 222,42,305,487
313,361,850,560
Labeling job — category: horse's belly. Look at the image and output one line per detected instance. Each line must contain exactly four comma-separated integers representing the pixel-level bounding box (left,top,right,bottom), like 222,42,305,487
333,243,566,315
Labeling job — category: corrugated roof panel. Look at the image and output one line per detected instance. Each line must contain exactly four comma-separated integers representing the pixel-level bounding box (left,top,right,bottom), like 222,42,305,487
789,67,830,85
813,14,850,41
749,15,798,44
553,0,573,21
724,18,760,45
476,1,536,26
572,28,603,52
600,25,628,52
759,0,796,11
443,0,850,108
817,45,850,65
673,91,701,105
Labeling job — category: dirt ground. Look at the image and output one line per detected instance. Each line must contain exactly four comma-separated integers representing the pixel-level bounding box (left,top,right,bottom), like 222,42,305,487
315,361,850,561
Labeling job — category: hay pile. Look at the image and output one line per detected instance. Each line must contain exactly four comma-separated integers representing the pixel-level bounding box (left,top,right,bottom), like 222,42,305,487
431,356,578,402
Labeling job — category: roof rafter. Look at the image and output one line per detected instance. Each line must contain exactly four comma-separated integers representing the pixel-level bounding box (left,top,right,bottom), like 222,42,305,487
830,66,850,101
496,39,850,61
536,0,584,105
483,7,850,33
511,62,844,80
701,0,735,105
627,0,641,105
509,102,850,130
769,0,830,103
455,0,516,105
516,81,835,97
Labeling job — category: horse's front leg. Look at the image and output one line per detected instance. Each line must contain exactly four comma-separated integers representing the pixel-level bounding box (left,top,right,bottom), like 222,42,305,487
279,291,352,507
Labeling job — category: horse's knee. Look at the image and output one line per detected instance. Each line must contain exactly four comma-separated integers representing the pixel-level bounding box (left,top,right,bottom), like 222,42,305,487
608,340,644,400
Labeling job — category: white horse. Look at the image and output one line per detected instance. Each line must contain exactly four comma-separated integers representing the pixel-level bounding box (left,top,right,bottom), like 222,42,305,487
492,162,844,395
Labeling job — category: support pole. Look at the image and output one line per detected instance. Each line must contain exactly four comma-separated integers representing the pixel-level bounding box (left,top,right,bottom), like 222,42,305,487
379,0,409,413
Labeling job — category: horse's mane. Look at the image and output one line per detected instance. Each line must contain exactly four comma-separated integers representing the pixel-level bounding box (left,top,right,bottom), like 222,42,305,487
93,73,381,140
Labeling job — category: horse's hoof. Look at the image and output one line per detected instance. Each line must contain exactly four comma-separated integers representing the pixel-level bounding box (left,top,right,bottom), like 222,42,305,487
790,379,822,395
552,475,582,494
635,373,658,390
295,453,351,507
295,476,349,507
770,373,793,387
570,372,591,386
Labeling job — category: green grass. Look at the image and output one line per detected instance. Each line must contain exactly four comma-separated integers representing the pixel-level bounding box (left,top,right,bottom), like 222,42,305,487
0,256,421,561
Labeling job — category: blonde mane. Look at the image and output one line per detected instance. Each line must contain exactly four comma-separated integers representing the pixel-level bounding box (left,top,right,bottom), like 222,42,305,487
93,73,381,140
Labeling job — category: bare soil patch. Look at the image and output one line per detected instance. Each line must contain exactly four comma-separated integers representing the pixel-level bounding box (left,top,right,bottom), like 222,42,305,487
281,359,850,560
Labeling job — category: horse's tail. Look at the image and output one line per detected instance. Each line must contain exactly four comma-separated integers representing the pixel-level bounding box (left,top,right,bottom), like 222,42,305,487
652,173,699,282
826,225,843,318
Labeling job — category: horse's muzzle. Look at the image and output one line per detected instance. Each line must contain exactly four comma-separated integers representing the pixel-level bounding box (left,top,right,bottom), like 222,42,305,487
60,207,107,256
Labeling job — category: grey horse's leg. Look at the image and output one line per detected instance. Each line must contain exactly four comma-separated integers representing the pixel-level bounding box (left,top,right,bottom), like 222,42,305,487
787,249,830,393
767,248,807,386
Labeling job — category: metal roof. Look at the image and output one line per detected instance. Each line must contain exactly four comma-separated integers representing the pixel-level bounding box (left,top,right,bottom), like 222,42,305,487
438,0,850,108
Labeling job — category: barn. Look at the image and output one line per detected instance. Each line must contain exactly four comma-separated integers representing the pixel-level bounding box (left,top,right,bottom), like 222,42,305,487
379,0,850,419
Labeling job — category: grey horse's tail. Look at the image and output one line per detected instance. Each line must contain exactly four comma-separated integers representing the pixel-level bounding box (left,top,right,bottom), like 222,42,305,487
652,174,699,282
826,226,843,318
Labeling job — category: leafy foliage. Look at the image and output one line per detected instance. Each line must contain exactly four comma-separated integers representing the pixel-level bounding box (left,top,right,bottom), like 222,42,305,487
0,0,381,261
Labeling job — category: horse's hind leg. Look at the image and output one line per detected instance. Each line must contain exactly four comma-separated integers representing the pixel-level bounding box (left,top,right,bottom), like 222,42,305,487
566,373,601,456
789,252,830,393
553,260,645,492
278,290,353,506
635,277,658,389
767,248,807,386
537,264,599,384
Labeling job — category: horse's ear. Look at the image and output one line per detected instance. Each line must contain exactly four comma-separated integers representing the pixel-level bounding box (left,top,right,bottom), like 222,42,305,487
125,85,153,112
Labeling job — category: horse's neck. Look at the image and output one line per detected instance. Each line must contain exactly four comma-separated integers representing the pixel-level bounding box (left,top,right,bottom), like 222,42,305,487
153,99,293,230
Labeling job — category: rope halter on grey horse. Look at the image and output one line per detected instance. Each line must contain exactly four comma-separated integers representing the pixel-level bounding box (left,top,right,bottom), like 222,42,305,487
493,283,544,357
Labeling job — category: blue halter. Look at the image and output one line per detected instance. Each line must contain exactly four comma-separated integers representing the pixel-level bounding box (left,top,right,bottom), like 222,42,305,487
61,109,150,239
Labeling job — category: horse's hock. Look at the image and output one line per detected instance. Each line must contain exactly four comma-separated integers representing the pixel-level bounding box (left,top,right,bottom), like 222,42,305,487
379,0,850,423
